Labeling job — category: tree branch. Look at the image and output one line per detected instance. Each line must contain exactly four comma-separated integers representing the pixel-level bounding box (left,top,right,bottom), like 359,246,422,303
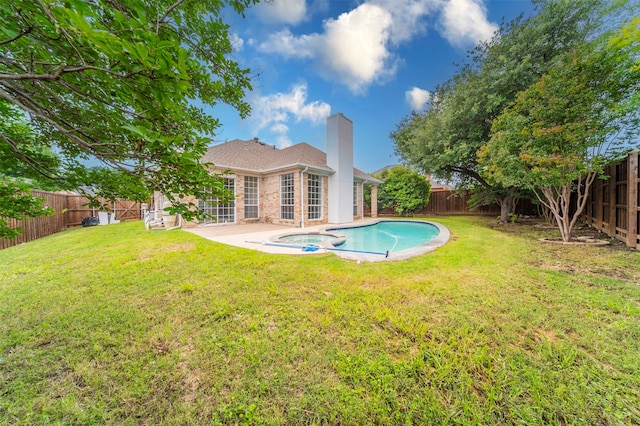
0,85,110,154
0,26,33,46
0,65,144,81
158,0,186,25
38,0,85,66
448,165,492,189
0,134,64,182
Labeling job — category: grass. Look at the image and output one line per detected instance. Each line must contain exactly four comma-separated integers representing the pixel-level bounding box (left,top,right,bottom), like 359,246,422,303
0,216,639,425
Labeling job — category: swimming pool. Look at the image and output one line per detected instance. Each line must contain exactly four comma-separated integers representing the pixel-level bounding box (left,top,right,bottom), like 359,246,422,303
270,220,449,261
326,220,441,254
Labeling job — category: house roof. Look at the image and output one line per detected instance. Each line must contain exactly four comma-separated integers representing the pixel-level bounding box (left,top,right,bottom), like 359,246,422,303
202,138,382,183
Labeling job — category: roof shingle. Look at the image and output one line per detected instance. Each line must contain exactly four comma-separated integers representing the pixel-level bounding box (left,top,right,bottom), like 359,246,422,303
202,138,381,183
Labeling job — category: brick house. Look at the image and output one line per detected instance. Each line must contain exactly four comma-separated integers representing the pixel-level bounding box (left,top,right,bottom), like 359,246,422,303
175,113,382,228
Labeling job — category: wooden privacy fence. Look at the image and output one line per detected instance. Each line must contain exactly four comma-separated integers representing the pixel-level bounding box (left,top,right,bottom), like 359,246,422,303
583,151,639,249
1,191,141,250
365,190,537,217
420,191,500,216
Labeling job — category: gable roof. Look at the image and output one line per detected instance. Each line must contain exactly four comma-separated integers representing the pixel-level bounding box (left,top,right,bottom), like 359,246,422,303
202,138,381,183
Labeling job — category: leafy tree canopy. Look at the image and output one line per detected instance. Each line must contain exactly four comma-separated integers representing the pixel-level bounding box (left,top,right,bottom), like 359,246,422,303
373,166,431,216
609,16,640,107
479,36,640,241
391,0,611,222
0,0,258,236
0,101,66,192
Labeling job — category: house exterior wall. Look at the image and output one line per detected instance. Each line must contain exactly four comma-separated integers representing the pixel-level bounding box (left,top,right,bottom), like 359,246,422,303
235,173,245,223
370,185,378,218
179,194,198,228
258,169,302,227
258,173,280,224
178,167,375,228
302,174,329,227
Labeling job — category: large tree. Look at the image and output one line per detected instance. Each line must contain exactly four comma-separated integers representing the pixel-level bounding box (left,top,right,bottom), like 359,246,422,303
479,39,640,242
0,0,258,236
392,0,607,223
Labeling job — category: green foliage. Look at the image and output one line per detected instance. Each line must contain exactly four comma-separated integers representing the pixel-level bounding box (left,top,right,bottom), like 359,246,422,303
0,102,65,191
0,0,258,231
609,16,640,108
479,36,640,241
374,166,431,215
391,0,608,221
482,43,639,189
0,180,53,239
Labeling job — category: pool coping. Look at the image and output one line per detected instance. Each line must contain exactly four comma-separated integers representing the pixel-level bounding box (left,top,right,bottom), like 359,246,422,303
184,219,450,262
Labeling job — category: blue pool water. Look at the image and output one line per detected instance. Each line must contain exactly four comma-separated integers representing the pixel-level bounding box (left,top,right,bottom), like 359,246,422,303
279,233,343,246
327,220,440,254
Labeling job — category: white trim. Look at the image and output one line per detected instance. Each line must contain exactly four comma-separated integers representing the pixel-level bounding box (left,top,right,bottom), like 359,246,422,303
300,167,308,228
199,177,236,225
243,175,259,220
280,173,295,221
307,173,323,221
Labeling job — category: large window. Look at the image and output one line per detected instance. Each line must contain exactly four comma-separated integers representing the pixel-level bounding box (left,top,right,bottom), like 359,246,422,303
198,177,235,224
244,176,259,219
353,183,358,216
280,173,295,220
308,174,322,220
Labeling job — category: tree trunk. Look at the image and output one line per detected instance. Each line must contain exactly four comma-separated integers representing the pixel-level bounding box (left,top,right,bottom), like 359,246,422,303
535,172,597,242
498,194,514,223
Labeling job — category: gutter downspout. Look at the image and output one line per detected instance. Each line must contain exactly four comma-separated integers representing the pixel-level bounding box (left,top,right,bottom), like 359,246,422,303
300,167,308,228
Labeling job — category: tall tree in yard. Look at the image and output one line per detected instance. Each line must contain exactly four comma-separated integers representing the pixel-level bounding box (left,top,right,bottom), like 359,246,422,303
0,0,258,237
392,0,607,223
479,38,640,242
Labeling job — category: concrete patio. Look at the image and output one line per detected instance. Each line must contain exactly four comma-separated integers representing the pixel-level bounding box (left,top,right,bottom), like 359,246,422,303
183,218,450,263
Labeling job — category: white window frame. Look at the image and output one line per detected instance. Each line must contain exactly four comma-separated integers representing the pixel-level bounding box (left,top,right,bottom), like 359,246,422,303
198,177,236,224
280,173,295,220
307,174,322,220
244,176,259,220
353,183,359,216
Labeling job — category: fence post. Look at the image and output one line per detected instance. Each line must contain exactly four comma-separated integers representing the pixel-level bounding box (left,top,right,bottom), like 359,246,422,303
607,165,617,238
628,152,638,248
63,192,69,229
594,177,602,229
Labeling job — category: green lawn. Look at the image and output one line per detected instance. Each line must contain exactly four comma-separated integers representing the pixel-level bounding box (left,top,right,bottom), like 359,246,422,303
1,217,639,425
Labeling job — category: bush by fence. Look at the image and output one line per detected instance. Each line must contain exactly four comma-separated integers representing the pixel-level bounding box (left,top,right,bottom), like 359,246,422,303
1,191,141,250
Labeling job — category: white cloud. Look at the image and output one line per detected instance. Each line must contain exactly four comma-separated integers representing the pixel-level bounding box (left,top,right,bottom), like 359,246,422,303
270,123,293,148
253,0,307,25
258,28,317,59
370,0,439,44
405,87,431,110
259,4,396,93
438,0,498,47
256,0,498,92
249,83,331,148
319,4,395,93
229,32,244,52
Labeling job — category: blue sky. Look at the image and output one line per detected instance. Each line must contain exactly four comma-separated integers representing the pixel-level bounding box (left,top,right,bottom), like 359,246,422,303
211,0,535,173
